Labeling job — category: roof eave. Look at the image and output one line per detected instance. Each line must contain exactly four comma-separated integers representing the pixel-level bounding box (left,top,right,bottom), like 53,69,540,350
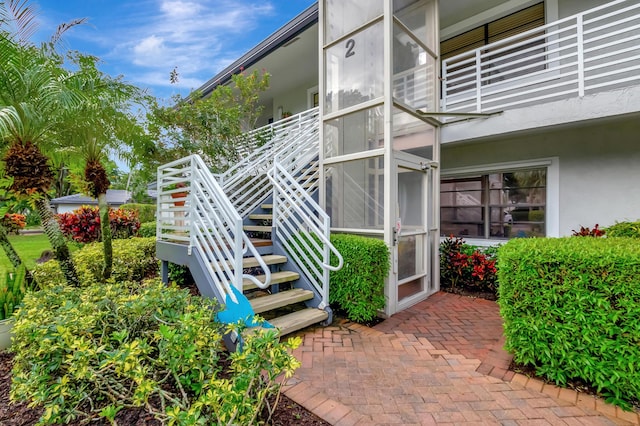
197,2,319,97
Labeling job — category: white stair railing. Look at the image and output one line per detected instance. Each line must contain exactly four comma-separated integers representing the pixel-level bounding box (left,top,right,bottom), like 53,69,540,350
217,108,320,218
268,150,343,309
442,0,640,114
157,155,271,302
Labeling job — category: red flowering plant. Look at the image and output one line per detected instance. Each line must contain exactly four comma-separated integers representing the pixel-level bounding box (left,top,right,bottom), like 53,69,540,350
56,206,140,243
440,235,498,295
571,224,605,237
1,213,26,234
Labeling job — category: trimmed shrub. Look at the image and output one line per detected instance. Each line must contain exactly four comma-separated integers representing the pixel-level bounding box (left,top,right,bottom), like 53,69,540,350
137,221,157,237
329,234,389,323
56,206,140,243
498,237,640,409
33,237,158,287
10,279,301,425
120,203,156,224
606,220,640,238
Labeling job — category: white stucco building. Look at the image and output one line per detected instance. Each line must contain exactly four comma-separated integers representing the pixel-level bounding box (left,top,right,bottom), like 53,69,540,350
157,0,640,325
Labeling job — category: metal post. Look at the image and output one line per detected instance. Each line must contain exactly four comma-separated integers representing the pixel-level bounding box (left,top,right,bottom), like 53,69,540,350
475,49,483,112
576,15,585,97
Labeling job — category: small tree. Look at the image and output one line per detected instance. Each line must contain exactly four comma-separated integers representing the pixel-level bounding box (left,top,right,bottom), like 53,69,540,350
148,69,270,172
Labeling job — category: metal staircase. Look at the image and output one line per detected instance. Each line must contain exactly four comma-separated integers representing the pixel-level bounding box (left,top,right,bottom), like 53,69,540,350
156,108,342,340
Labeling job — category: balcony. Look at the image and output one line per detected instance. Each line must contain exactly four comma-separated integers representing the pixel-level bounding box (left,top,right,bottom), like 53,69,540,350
441,0,640,115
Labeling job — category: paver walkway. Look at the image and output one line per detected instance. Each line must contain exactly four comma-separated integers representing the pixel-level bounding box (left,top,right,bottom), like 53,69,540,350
284,292,638,425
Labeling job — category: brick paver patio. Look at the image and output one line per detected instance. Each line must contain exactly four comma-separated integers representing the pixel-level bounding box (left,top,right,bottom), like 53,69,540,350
284,292,639,425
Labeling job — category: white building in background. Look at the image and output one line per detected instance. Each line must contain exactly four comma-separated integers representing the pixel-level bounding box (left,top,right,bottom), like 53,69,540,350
159,0,639,318
200,0,640,242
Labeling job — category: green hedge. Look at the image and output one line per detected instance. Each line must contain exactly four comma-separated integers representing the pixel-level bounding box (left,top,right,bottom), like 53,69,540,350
137,221,157,237
605,220,640,238
329,234,389,323
33,237,158,287
498,237,640,408
120,203,156,223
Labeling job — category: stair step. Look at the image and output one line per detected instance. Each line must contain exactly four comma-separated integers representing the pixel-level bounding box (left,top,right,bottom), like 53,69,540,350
243,271,300,290
250,288,314,314
249,238,272,248
243,225,271,233
248,213,273,221
241,254,287,269
269,308,329,336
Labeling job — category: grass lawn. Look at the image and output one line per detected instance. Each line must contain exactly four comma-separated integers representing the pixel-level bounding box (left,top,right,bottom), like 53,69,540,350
0,233,52,277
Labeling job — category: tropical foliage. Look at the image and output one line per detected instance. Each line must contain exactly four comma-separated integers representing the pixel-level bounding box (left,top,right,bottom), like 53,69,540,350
56,206,140,244
146,69,270,174
439,236,498,294
10,279,301,425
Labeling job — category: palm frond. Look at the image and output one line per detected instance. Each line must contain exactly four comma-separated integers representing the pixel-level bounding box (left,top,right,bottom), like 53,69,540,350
0,105,23,143
0,0,39,44
49,17,88,46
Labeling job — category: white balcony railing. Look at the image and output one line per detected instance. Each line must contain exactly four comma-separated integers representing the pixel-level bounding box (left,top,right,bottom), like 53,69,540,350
442,0,640,114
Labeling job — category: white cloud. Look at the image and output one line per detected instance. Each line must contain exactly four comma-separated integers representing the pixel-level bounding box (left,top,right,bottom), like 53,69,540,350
133,35,165,58
159,1,202,18
40,0,316,99
103,0,277,97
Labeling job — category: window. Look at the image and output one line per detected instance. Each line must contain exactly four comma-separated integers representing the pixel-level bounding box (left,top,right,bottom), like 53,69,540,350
441,3,545,60
441,3,546,94
441,168,546,239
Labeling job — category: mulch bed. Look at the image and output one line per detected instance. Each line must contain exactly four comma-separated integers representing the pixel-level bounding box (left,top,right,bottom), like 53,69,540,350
0,351,329,425
440,286,497,301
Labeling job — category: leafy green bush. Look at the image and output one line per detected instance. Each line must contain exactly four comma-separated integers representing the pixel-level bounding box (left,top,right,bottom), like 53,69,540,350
168,262,191,286
137,221,157,237
33,237,158,287
605,220,640,238
0,264,27,320
329,234,389,322
25,210,41,227
10,279,301,425
120,203,156,224
498,237,640,409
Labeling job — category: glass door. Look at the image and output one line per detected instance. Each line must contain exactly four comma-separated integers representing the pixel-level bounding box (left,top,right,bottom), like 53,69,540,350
395,152,430,311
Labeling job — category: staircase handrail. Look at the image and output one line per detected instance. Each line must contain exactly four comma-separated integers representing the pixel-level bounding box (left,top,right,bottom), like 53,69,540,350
217,108,320,218
157,155,271,304
268,154,343,308
222,107,320,179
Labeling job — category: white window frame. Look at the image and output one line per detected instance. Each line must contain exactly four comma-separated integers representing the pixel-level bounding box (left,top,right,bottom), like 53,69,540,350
441,157,559,246
307,85,319,109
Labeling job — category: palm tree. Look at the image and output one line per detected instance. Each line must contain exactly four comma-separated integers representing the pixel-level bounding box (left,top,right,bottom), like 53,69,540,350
60,53,150,281
0,30,84,287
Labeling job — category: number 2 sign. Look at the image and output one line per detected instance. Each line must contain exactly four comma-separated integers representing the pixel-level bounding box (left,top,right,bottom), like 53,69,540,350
345,39,355,58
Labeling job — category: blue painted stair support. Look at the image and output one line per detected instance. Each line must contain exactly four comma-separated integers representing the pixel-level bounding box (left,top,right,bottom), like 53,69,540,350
216,285,274,352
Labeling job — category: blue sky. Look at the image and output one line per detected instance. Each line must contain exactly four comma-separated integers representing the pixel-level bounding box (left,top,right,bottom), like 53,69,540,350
34,0,316,101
